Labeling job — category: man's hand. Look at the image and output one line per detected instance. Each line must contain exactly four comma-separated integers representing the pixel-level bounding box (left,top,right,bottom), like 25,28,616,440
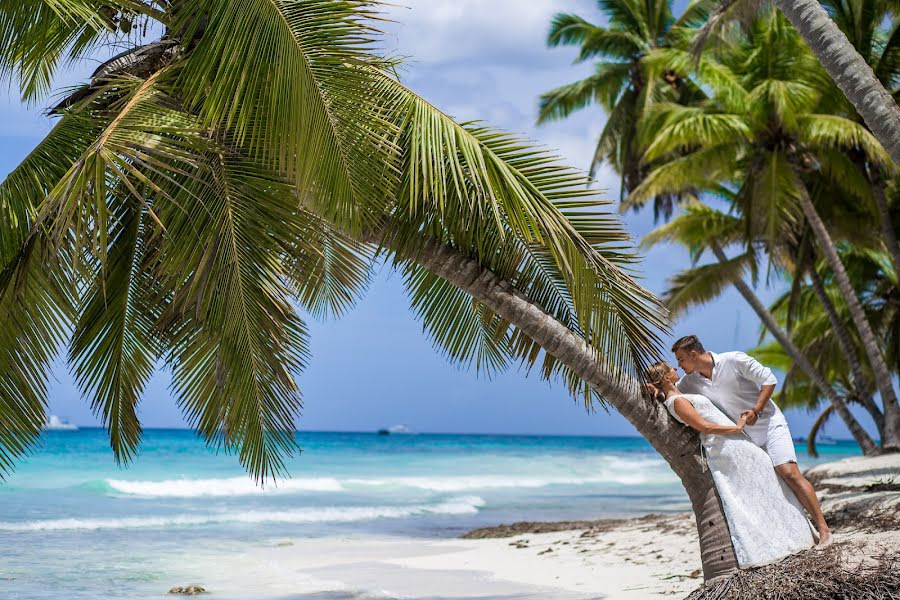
643,382,661,401
740,409,759,426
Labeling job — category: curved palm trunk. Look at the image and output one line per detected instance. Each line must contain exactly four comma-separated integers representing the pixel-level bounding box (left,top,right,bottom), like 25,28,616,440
773,0,900,165
807,405,835,458
797,190,900,450
710,244,879,454
376,231,740,580
872,183,900,278
807,266,885,434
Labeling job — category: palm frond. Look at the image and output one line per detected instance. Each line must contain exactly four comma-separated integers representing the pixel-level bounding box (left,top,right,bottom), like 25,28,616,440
741,151,802,250
0,235,75,477
800,114,896,172
641,104,751,162
155,147,310,482
596,0,650,39
662,252,752,317
405,265,512,376
547,14,644,59
396,101,668,380
173,0,401,234
537,62,632,123
641,201,744,259
624,143,738,209
0,0,158,102
284,209,375,320
68,195,158,464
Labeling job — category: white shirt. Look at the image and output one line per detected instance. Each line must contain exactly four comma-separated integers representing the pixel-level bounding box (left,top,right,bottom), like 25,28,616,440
677,351,786,446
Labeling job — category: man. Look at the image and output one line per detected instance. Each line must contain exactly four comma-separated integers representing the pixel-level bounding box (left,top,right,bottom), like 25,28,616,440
671,334,832,547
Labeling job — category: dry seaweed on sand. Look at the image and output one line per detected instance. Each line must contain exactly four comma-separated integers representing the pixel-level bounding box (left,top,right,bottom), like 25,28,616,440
685,543,900,600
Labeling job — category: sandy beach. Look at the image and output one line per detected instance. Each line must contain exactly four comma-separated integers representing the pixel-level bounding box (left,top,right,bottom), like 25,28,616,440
169,453,899,599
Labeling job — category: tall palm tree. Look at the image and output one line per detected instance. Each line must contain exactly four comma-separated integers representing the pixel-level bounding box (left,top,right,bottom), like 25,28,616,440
1,0,741,579
536,0,710,218
696,0,900,164
819,0,900,276
629,10,900,448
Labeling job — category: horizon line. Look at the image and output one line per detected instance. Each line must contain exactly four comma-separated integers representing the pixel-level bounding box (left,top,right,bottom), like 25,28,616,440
44,426,861,442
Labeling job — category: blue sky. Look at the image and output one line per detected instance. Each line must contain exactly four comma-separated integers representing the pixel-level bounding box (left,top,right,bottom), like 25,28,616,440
0,0,877,440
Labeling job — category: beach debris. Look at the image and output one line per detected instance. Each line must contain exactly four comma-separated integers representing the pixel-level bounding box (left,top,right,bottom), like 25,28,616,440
538,548,553,555
686,543,900,599
168,584,205,595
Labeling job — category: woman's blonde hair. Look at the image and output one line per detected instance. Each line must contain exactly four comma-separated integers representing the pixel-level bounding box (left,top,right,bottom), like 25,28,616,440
646,361,672,389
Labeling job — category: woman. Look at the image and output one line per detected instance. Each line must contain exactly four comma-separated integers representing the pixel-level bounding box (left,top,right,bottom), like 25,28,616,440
647,361,815,568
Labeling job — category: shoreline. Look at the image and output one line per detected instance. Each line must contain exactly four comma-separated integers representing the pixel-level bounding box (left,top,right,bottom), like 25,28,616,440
157,454,899,599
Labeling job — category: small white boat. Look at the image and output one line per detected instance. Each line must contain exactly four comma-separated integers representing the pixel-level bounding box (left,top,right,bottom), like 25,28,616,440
387,424,413,434
44,415,79,431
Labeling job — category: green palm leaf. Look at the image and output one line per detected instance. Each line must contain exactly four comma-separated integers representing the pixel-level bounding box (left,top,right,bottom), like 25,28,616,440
662,252,753,317
0,236,75,477
173,0,401,233
68,195,157,464
155,148,310,482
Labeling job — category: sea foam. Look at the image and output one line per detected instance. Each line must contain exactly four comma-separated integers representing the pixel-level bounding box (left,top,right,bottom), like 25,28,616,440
106,476,345,497
0,496,485,532
104,457,674,498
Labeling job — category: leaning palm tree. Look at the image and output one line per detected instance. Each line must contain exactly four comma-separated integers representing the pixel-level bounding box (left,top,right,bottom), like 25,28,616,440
630,10,900,448
536,0,710,219
1,0,742,579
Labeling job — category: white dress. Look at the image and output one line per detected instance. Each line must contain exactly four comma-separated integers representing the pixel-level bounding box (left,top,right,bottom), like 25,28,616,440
665,393,815,568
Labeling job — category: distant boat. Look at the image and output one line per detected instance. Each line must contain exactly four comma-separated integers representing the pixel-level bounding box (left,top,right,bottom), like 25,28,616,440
377,424,413,435
817,435,837,445
44,415,78,431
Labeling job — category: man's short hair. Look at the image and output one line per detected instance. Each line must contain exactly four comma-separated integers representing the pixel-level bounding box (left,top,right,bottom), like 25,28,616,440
672,335,705,354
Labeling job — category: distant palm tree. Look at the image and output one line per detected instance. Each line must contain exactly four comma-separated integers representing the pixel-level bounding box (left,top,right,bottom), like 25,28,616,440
751,248,900,454
0,0,740,579
536,0,710,219
697,0,900,164
630,10,900,449
819,0,900,275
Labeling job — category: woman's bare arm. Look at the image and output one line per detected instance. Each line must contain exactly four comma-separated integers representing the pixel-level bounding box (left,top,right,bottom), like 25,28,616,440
672,397,747,435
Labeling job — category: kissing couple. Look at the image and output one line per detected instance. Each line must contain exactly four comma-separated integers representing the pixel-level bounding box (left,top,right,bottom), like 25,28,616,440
648,335,832,568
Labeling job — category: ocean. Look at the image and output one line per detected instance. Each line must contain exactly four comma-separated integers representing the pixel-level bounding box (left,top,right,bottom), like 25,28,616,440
0,429,859,599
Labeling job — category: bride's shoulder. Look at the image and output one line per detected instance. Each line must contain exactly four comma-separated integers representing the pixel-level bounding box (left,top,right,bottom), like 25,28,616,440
666,394,695,406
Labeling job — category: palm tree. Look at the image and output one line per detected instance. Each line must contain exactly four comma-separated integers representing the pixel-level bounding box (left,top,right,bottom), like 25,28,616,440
536,0,709,218
629,10,900,449
753,248,900,453
1,0,742,578
775,0,900,165
696,0,900,164
818,0,900,276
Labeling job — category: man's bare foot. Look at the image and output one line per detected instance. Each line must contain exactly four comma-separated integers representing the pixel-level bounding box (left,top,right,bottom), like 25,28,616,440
816,528,833,548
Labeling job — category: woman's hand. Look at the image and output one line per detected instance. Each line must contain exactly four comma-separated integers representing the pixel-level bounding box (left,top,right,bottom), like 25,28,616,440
735,414,748,432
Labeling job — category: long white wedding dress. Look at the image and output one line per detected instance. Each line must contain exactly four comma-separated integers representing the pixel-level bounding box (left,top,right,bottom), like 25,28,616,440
665,393,815,568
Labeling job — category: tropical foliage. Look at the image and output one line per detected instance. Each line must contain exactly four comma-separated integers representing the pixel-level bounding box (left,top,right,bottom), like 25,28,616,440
536,0,711,217
541,0,900,452
0,0,670,480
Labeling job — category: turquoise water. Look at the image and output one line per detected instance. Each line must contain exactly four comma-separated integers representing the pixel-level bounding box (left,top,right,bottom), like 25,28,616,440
0,429,860,599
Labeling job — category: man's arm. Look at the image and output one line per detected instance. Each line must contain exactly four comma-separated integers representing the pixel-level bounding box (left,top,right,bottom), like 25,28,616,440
734,352,777,425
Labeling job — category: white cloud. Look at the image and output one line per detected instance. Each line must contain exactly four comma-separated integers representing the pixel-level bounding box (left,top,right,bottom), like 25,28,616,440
381,0,600,66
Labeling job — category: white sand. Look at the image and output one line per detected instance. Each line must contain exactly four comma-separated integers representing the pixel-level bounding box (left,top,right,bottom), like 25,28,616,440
172,455,898,599
185,514,702,599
